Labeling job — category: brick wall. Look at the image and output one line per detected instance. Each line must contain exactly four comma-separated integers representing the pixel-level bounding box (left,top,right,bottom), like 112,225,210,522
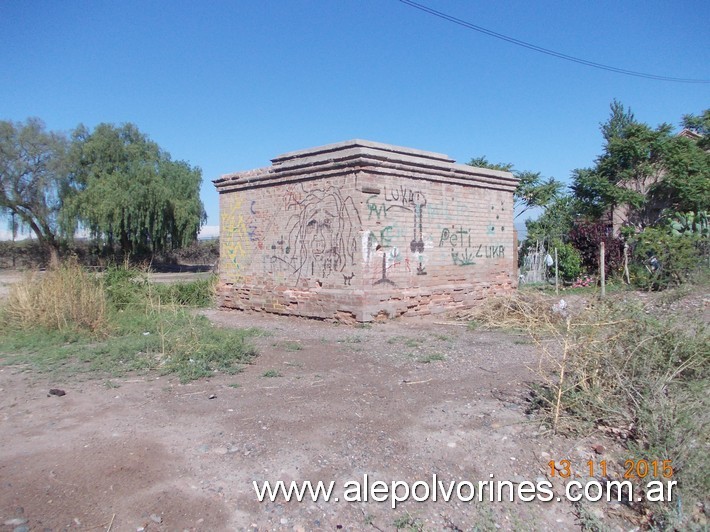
215,140,518,322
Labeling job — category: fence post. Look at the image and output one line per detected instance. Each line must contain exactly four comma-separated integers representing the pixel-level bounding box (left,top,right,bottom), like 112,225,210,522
623,242,630,285
554,247,559,296
600,241,606,297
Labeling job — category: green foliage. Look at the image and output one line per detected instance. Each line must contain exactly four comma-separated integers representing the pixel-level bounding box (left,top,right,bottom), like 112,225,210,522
514,170,563,219
103,262,151,309
467,155,513,172
468,156,562,219
668,210,709,237
550,240,582,281
151,277,216,307
1,306,258,383
682,108,710,150
102,263,215,309
524,196,579,245
0,118,71,253
2,118,207,260
571,166,644,221
630,227,708,290
0,261,255,383
600,99,636,143
156,312,257,383
572,102,710,226
66,123,206,255
654,133,710,213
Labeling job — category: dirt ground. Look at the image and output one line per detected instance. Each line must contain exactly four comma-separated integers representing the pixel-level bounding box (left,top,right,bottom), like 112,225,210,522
2,269,706,531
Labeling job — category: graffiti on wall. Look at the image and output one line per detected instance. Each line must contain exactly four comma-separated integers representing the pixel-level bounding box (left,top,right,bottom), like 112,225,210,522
362,185,430,284
261,184,361,283
220,194,250,283
439,226,505,267
223,180,510,286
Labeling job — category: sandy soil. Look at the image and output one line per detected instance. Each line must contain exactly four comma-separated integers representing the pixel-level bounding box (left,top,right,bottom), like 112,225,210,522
4,268,704,531
0,304,640,532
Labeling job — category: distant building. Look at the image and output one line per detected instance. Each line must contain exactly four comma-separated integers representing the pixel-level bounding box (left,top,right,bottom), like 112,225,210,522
214,140,518,322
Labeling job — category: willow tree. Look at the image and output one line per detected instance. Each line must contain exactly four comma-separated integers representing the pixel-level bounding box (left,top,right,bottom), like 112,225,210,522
0,118,71,259
67,123,205,254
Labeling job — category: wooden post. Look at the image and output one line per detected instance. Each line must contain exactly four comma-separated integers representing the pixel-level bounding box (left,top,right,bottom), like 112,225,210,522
554,247,559,296
623,242,630,285
11,212,16,268
600,241,606,297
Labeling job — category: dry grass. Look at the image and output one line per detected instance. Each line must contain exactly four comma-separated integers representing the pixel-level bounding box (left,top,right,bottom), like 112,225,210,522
459,290,709,528
456,291,563,332
5,258,107,333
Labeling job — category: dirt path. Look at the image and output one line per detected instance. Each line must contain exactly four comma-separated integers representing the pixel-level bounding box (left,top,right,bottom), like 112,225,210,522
1,310,625,531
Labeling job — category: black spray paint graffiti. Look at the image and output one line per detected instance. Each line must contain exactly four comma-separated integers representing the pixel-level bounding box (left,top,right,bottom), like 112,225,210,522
410,203,424,253
283,185,361,282
365,185,428,279
374,245,396,286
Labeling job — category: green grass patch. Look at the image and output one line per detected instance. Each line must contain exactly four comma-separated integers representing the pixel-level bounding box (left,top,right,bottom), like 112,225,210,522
103,264,216,309
0,261,257,383
1,308,259,382
416,353,446,364
262,369,282,378
280,340,303,351
393,513,423,531
404,338,424,348
338,335,363,344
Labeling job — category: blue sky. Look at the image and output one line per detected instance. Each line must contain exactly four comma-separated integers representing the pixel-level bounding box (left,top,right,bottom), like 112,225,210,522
1,0,708,238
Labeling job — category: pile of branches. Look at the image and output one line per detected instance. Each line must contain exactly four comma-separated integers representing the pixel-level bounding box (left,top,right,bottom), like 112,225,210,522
455,291,564,331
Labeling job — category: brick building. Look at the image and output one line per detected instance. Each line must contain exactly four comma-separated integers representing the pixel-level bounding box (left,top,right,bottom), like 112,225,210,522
214,140,518,322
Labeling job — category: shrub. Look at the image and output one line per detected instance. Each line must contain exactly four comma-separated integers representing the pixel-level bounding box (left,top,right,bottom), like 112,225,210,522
4,258,107,333
551,240,583,282
529,299,709,528
103,262,151,310
1,260,256,383
569,221,624,277
571,274,595,288
150,276,216,307
630,227,708,290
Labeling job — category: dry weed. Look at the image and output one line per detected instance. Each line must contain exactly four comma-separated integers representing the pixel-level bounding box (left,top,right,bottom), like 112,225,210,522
5,258,107,333
456,291,563,332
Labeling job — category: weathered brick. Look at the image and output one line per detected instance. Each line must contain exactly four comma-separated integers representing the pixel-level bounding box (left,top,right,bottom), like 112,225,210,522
215,140,518,322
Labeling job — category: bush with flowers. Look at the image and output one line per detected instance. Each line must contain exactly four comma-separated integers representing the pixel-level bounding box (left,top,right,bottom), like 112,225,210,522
572,275,595,288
